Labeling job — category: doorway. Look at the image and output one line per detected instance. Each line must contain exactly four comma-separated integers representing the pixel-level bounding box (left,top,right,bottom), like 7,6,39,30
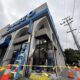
0,35,12,64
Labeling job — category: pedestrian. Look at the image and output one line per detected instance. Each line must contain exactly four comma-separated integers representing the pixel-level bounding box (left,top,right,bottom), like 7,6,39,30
47,47,55,72
33,49,40,70
40,48,47,71
40,48,47,65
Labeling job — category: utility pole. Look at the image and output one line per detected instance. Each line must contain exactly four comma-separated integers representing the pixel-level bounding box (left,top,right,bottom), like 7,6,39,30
60,16,80,51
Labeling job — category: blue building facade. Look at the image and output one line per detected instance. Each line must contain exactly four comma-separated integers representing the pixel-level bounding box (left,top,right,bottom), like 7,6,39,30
0,3,65,72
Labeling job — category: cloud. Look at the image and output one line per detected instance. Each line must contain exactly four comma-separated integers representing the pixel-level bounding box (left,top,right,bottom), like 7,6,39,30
47,0,80,50
0,0,80,50
0,1,8,28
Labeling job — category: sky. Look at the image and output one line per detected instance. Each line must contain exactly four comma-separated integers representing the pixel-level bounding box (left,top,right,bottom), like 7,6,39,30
0,0,80,50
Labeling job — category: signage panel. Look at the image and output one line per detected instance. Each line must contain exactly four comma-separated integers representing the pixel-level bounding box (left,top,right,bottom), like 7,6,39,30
7,11,35,31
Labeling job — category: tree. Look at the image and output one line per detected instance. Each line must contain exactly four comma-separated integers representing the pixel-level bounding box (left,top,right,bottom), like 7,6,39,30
64,48,80,65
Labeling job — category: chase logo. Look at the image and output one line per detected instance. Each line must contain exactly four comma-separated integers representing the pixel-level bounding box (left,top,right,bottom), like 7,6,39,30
7,10,36,31
28,11,35,18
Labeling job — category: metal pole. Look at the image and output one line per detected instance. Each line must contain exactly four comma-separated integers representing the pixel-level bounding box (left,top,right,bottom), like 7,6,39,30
61,16,80,51
67,22,80,50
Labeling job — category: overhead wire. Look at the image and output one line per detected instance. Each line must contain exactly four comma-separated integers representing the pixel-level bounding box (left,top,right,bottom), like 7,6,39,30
72,0,80,49
71,0,78,49
61,0,76,49
72,0,76,18
64,0,66,17
75,0,80,38
63,0,68,48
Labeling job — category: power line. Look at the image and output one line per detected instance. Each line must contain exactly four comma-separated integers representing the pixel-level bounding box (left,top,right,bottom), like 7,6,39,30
67,29,77,33
72,0,76,18
64,0,66,17
60,16,80,51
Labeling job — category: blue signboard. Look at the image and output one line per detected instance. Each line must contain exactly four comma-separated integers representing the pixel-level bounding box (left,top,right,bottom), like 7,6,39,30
7,11,35,31
3,7,48,37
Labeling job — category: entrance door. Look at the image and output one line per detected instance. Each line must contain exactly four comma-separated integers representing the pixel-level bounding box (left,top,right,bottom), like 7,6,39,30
10,43,22,64
0,48,7,64
10,50,19,64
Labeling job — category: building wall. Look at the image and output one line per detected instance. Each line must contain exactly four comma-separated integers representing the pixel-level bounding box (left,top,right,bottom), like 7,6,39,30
0,3,65,69
0,17,65,67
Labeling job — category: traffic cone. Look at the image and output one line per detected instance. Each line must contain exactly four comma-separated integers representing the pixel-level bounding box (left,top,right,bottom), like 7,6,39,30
68,70,74,78
77,77,80,80
1,64,11,80
74,66,79,72
1,74,9,80
6,64,11,69
74,66,80,80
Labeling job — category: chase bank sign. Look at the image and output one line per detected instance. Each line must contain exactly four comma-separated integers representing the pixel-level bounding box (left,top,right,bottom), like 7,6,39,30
2,4,48,37
7,10,35,32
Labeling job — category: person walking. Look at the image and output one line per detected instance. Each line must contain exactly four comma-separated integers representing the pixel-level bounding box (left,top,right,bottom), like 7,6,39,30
40,48,47,65
47,47,55,72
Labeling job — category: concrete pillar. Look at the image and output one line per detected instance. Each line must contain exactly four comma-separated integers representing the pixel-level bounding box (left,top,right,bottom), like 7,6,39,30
2,32,17,66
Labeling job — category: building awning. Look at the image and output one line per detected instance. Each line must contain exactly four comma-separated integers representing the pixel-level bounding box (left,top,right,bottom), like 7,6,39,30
0,36,11,48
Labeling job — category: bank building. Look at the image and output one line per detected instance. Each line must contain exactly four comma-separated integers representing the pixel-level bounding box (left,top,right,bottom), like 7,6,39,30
0,3,65,72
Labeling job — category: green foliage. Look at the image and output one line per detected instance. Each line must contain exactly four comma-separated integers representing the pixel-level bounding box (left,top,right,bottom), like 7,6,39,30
64,48,80,65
